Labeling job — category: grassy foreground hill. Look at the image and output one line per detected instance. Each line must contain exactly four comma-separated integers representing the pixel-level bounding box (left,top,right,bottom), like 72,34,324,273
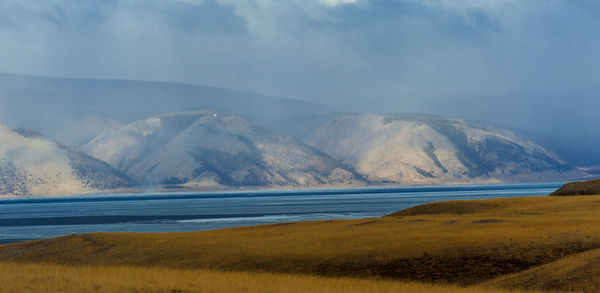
2,195,600,292
485,247,600,293
0,262,534,293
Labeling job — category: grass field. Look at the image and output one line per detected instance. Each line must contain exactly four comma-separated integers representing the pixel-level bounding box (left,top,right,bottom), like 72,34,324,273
2,195,600,292
485,247,600,293
0,262,541,293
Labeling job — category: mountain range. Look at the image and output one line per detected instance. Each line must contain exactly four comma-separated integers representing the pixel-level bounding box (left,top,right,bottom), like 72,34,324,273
0,74,593,195
294,113,583,185
79,110,363,188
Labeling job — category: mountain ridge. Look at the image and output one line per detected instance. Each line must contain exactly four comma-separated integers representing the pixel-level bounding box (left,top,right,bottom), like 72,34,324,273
295,113,584,185
79,110,364,188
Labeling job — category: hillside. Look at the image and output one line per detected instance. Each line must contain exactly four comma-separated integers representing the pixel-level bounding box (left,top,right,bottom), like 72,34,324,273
295,113,583,184
428,89,600,166
485,247,600,293
0,124,135,196
79,110,363,188
2,196,600,285
550,178,600,196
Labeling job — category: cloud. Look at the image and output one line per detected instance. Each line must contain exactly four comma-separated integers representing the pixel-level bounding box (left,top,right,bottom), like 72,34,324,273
319,0,358,7
0,0,599,114
213,0,362,35
418,0,511,11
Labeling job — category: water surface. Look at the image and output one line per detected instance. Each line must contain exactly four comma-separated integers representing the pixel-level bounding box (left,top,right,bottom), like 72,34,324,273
0,183,561,244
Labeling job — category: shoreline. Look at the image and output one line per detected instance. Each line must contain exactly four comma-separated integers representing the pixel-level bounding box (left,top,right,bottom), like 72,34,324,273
0,179,575,198
0,185,564,246
0,184,563,245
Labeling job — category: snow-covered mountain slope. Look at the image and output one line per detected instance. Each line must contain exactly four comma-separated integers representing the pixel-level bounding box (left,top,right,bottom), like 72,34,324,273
79,110,364,188
0,124,135,196
297,113,585,184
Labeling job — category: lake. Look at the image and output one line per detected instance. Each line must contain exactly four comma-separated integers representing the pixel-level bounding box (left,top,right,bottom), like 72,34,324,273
0,183,562,244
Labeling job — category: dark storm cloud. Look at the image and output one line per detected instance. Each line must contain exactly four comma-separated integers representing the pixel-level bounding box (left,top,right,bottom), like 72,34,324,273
0,0,599,164
0,0,598,112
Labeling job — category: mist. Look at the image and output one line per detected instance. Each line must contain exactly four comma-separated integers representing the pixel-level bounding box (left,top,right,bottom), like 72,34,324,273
0,0,599,164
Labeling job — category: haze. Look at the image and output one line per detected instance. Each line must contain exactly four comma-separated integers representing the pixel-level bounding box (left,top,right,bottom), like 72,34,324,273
0,0,599,164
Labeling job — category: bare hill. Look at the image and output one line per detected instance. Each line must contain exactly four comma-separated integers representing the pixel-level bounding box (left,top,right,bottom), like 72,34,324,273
0,124,135,196
296,113,584,184
79,110,363,188
550,178,600,196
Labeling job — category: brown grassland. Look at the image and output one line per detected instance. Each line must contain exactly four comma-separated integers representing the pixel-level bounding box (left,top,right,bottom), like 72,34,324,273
2,194,600,292
485,246,600,292
0,262,538,293
550,178,600,195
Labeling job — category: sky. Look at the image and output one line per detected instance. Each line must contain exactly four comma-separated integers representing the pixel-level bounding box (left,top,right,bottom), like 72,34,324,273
1,0,599,112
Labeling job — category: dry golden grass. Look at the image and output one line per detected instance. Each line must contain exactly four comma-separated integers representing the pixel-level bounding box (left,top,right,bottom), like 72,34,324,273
0,262,539,293
484,247,600,293
2,195,600,287
551,178,600,195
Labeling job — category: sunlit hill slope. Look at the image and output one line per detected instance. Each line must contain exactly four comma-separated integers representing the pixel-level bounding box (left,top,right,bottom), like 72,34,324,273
0,123,134,196
79,110,364,188
295,113,584,184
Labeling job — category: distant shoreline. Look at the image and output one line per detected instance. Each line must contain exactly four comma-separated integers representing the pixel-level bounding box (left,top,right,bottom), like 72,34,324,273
0,179,580,198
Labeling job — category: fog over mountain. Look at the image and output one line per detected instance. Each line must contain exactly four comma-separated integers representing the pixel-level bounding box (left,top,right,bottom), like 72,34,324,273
0,0,598,193
426,90,600,166
0,73,327,147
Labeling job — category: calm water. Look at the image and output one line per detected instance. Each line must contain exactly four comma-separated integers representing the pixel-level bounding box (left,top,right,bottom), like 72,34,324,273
0,183,562,244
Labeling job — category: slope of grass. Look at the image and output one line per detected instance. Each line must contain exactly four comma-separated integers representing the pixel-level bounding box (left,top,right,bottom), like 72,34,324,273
2,196,600,287
484,247,600,293
550,178,600,195
0,262,540,293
